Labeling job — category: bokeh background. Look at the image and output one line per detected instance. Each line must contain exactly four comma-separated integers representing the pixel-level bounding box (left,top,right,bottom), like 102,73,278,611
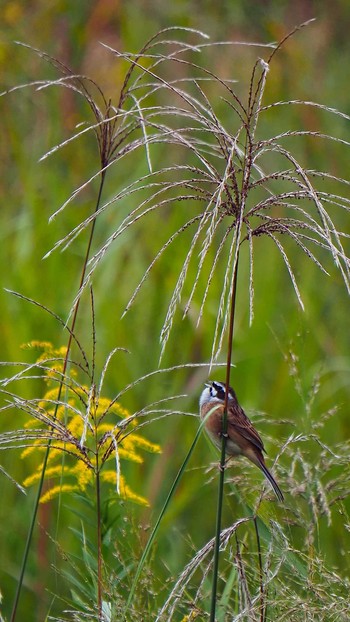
1,1,350,620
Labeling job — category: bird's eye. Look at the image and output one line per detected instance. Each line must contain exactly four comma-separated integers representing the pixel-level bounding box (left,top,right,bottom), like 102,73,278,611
212,381,226,400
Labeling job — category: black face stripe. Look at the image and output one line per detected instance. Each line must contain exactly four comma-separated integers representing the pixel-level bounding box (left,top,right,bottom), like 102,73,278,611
211,381,236,401
211,381,226,400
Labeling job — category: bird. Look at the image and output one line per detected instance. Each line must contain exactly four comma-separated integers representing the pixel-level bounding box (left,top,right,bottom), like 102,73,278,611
199,380,284,501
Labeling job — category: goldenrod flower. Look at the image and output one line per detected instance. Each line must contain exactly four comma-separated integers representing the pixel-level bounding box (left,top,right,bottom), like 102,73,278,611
21,342,160,506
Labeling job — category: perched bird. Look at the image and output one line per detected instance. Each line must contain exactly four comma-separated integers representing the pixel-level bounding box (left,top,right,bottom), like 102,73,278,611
199,380,284,501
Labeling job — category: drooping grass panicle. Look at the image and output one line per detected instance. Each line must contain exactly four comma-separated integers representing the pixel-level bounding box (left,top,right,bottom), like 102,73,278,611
155,518,252,622
100,31,350,360
5,28,348,364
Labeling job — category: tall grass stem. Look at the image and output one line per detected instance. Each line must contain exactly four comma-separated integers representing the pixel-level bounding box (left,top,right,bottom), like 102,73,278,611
210,254,239,622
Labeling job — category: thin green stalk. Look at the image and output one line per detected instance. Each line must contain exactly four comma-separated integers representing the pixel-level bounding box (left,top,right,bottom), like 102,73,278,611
254,516,265,622
210,255,239,622
96,464,102,620
10,170,107,622
90,290,103,619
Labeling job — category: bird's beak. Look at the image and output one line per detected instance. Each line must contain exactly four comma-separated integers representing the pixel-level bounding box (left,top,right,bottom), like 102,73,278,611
204,382,211,388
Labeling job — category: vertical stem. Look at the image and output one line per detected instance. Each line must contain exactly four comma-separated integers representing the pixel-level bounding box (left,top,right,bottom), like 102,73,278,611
209,254,240,622
10,171,106,622
254,516,265,622
96,464,103,620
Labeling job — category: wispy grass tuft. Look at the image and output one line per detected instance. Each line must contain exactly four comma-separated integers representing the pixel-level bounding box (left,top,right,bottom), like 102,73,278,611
20,24,348,364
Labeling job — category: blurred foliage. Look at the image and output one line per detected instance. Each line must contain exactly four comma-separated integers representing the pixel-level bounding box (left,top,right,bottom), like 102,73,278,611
0,1,350,621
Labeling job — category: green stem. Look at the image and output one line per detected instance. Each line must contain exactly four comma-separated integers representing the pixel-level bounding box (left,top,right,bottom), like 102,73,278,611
96,464,103,619
209,254,239,622
10,171,106,622
254,516,265,622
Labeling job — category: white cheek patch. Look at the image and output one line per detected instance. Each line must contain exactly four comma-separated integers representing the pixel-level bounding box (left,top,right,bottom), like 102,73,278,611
199,388,211,408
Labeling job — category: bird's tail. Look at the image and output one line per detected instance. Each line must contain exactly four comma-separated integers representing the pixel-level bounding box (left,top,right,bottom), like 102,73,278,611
258,458,284,502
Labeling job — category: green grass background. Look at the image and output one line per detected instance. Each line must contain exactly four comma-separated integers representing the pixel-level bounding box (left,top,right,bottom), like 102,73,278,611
1,1,350,620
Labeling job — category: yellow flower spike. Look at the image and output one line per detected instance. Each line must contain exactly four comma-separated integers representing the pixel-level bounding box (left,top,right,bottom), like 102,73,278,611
96,423,115,435
57,346,68,357
101,472,149,507
43,388,61,400
115,448,143,464
67,414,85,436
71,461,93,490
23,465,65,488
119,476,149,507
95,397,113,413
124,433,161,454
21,441,42,458
93,398,131,420
110,403,130,418
21,341,54,352
40,484,80,504
179,614,201,622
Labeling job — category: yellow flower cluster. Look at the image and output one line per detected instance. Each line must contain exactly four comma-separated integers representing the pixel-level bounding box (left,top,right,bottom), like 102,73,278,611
21,342,161,506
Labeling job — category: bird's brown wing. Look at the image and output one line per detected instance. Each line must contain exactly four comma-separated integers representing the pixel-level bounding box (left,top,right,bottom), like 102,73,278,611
227,405,265,453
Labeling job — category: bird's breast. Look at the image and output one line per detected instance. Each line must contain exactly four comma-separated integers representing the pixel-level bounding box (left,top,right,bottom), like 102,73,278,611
200,401,243,456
